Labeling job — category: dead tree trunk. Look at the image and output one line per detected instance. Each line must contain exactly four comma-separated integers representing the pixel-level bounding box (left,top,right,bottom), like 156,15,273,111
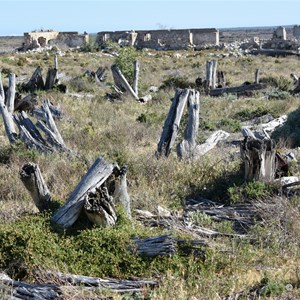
54,54,58,70
6,73,16,113
52,157,115,227
20,163,51,211
133,60,139,96
84,187,117,227
113,165,131,219
157,88,189,157
111,64,139,100
177,90,200,159
241,137,277,182
0,72,17,144
211,59,218,89
45,68,57,90
217,70,226,88
25,66,45,92
205,60,213,93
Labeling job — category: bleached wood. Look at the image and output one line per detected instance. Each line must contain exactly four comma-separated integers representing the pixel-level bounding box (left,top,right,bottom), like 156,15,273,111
211,59,218,89
111,64,139,100
133,60,139,96
52,157,114,227
157,88,189,157
210,83,267,96
6,73,16,113
54,54,58,70
20,163,51,211
255,69,260,84
177,89,200,159
205,60,213,92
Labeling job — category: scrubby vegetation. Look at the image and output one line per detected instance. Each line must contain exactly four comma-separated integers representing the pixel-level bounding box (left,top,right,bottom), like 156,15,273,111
1,44,300,299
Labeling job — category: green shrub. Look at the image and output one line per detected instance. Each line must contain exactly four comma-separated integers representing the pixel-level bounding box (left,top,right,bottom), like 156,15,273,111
233,107,271,121
160,75,194,90
261,75,293,92
216,118,241,133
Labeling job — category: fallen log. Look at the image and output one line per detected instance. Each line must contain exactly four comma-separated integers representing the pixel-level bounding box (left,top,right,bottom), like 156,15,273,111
157,88,189,157
52,157,115,227
177,89,200,159
241,137,277,182
210,83,267,96
20,163,51,211
252,48,300,57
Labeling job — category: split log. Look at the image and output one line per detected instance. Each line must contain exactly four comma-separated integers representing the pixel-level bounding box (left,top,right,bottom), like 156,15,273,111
84,186,117,227
24,66,45,92
45,68,57,90
210,83,267,96
241,137,277,182
111,64,139,100
157,88,189,157
195,130,230,156
113,165,131,219
20,163,51,211
0,72,17,144
52,157,115,227
217,70,226,87
133,60,139,96
256,115,287,132
255,69,260,84
177,89,200,159
6,73,16,113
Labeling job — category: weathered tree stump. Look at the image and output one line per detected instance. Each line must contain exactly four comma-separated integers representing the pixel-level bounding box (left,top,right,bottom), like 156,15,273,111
20,163,51,211
23,66,45,92
241,137,277,182
157,88,189,157
133,60,139,96
45,68,58,90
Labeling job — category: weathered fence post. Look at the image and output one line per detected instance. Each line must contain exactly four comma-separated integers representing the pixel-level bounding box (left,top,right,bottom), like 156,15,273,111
211,59,218,89
7,73,16,113
255,69,260,84
133,60,139,96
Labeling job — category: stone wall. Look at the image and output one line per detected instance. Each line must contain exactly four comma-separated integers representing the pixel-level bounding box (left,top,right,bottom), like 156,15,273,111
96,28,219,50
24,30,89,50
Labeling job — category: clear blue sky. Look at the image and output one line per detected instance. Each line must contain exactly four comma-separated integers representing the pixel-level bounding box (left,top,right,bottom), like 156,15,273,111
0,0,299,35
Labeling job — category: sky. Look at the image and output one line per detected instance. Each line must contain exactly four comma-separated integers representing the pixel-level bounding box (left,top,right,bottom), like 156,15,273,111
0,0,299,36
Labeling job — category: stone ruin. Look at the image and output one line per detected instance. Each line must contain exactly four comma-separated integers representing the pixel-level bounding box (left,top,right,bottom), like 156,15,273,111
23,30,89,50
96,28,219,50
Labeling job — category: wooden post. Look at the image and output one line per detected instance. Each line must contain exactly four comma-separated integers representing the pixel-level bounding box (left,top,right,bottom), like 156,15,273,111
177,90,200,159
45,68,57,90
54,54,58,70
205,60,213,93
6,73,16,114
133,60,139,96
0,72,17,144
20,163,51,211
25,66,45,92
217,71,226,88
255,69,260,84
52,157,115,228
211,59,218,89
241,138,277,182
111,64,139,100
157,88,190,157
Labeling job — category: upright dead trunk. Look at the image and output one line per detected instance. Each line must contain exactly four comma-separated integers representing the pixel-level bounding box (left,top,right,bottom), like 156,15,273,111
25,66,44,92
157,88,189,157
255,69,260,84
52,157,115,227
205,60,213,93
177,90,200,159
217,70,226,88
241,137,277,182
133,60,139,96
111,64,139,100
54,54,58,70
20,163,51,211
45,68,57,90
6,73,16,113
211,59,218,89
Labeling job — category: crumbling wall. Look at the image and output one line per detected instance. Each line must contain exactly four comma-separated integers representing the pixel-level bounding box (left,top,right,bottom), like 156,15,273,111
24,30,88,50
96,28,219,50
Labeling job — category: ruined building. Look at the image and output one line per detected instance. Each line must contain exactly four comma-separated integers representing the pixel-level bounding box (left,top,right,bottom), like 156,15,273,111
96,28,219,50
23,30,89,50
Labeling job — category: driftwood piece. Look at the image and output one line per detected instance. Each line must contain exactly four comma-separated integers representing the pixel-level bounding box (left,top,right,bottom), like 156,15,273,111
6,73,16,113
111,64,139,100
157,88,189,157
195,130,230,156
241,137,277,182
38,271,157,292
45,68,58,90
133,60,139,96
210,83,267,96
20,163,51,211
84,187,117,227
177,89,200,159
113,165,131,219
256,115,287,132
52,157,115,227
0,72,17,144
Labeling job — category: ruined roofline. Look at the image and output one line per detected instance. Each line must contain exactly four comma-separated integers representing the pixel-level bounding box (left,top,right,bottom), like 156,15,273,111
96,28,218,34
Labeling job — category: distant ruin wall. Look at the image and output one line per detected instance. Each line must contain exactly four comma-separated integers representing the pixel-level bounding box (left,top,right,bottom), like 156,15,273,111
24,30,89,50
96,28,219,50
